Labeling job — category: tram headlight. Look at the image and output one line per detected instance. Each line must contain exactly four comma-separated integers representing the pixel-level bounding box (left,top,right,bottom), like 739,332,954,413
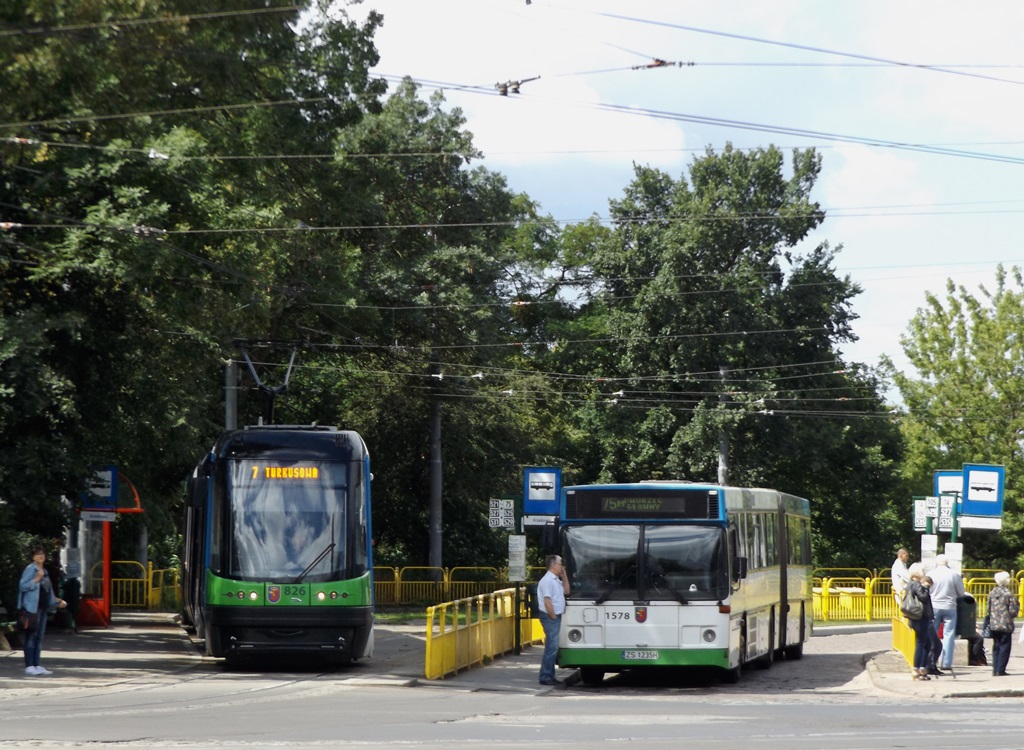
702,628,716,643
568,628,583,643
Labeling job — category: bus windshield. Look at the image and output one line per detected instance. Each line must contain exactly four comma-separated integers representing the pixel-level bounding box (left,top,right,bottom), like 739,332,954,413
226,460,349,582
564,524,729,602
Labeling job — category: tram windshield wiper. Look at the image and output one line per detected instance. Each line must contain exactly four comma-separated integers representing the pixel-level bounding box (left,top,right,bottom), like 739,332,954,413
294,514,337,584
294,541,335,584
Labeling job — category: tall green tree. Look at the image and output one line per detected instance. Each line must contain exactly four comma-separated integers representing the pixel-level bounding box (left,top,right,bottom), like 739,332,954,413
542,146,905,565
297,79,564,567
887,266,1024,568
0,0,386,574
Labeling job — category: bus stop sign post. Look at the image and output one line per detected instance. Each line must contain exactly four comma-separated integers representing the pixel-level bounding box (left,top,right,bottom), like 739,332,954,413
508,535,527,654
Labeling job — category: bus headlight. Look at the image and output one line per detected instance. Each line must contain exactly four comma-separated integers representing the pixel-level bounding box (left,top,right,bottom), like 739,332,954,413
568,628,583,643
317,591,326,601
249,591,258,601
702,629,716,643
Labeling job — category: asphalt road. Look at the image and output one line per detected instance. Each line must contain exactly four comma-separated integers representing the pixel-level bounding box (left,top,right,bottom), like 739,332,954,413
2,615,1023,749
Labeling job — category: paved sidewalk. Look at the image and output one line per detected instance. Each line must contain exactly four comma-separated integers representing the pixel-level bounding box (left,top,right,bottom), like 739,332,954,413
4,612,1024,698
865,634,1024,698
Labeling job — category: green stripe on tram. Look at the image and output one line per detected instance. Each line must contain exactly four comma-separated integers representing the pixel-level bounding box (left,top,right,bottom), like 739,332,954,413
206,570,372,607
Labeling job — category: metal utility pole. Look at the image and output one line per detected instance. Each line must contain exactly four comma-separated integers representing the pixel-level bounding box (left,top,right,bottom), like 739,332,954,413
718,365,730,485
225,359,238,430
428,362,443,571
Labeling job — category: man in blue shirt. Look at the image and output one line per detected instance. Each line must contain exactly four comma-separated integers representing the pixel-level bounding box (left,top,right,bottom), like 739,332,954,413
537,554,570,686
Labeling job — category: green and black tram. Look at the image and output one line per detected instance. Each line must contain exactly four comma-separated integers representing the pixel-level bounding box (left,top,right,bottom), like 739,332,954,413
182,425,373,660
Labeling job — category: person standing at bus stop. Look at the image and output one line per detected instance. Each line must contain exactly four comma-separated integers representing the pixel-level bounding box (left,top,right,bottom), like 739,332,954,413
987,570,1019,676
18,546,67,676
537,554,570,686
891,548,910,604
929,554,964,673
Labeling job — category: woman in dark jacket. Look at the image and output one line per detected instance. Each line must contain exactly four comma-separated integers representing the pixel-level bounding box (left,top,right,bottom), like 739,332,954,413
987,570,1019,677
905,563,935,680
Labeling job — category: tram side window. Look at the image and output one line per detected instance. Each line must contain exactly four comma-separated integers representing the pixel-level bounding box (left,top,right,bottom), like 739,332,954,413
210,476,225,574
352,470,368,576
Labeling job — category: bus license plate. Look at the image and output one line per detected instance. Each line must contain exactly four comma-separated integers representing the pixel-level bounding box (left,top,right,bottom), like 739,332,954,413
622,650,659,661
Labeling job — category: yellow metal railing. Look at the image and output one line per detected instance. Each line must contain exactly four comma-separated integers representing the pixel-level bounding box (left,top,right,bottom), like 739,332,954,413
892,612,915,666
813,575,1017,622
373,566,513,607
90,562,1019,624
88,561,180,610
424,587,543,680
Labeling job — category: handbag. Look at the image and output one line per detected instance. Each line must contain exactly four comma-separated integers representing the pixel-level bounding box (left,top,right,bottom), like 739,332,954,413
900,587,923,620
16,608,38,632
982,613,992,638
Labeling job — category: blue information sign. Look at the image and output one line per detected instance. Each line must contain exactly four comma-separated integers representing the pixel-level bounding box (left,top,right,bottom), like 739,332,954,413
82,465,118,511
523,467,561,516
960,463,1005,518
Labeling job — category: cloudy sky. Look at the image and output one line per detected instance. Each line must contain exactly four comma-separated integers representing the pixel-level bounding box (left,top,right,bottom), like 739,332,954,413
354,0,1024,376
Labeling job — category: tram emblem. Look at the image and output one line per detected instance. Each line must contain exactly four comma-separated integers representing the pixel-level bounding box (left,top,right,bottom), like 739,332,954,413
267,586,281,603
635,606,648,623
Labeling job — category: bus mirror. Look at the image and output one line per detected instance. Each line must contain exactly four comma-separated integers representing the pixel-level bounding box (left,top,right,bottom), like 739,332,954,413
734,556,748,581
540,520,560,551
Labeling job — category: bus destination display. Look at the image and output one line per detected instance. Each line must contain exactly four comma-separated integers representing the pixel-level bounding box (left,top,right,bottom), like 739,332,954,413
565,488,718,520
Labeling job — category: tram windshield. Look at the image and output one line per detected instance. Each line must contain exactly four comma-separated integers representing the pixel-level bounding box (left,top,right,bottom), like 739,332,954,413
564,524,729,602
226,460,352,582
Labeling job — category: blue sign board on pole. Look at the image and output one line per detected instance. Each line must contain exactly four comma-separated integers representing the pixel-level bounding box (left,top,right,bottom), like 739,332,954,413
82,465,118,511
523,467,561,516
960,463,1005,529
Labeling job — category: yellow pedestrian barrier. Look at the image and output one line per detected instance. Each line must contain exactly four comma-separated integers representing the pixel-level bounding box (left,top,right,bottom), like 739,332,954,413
424,587,543,680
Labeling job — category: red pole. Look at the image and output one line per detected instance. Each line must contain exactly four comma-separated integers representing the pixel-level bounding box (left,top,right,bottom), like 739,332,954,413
102,519,112,627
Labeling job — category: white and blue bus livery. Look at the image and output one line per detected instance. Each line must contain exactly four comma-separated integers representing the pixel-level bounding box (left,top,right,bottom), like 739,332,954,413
554,481,812,684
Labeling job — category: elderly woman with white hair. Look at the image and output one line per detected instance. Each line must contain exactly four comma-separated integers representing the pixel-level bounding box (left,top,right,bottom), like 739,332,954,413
986,571,1020,676
905,563,935,680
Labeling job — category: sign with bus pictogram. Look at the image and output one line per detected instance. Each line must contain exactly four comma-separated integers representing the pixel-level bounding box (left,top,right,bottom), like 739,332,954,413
523,467,561,516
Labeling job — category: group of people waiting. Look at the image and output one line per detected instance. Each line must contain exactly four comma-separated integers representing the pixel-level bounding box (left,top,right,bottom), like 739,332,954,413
892,548,1019,680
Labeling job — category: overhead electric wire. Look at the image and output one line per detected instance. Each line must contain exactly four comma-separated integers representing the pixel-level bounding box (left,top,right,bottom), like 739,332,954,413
0,5,303,38
579,9,1024,88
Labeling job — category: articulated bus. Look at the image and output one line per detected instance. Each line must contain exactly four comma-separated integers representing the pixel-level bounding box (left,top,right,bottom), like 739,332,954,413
554,481,812,684
182,425,374,661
